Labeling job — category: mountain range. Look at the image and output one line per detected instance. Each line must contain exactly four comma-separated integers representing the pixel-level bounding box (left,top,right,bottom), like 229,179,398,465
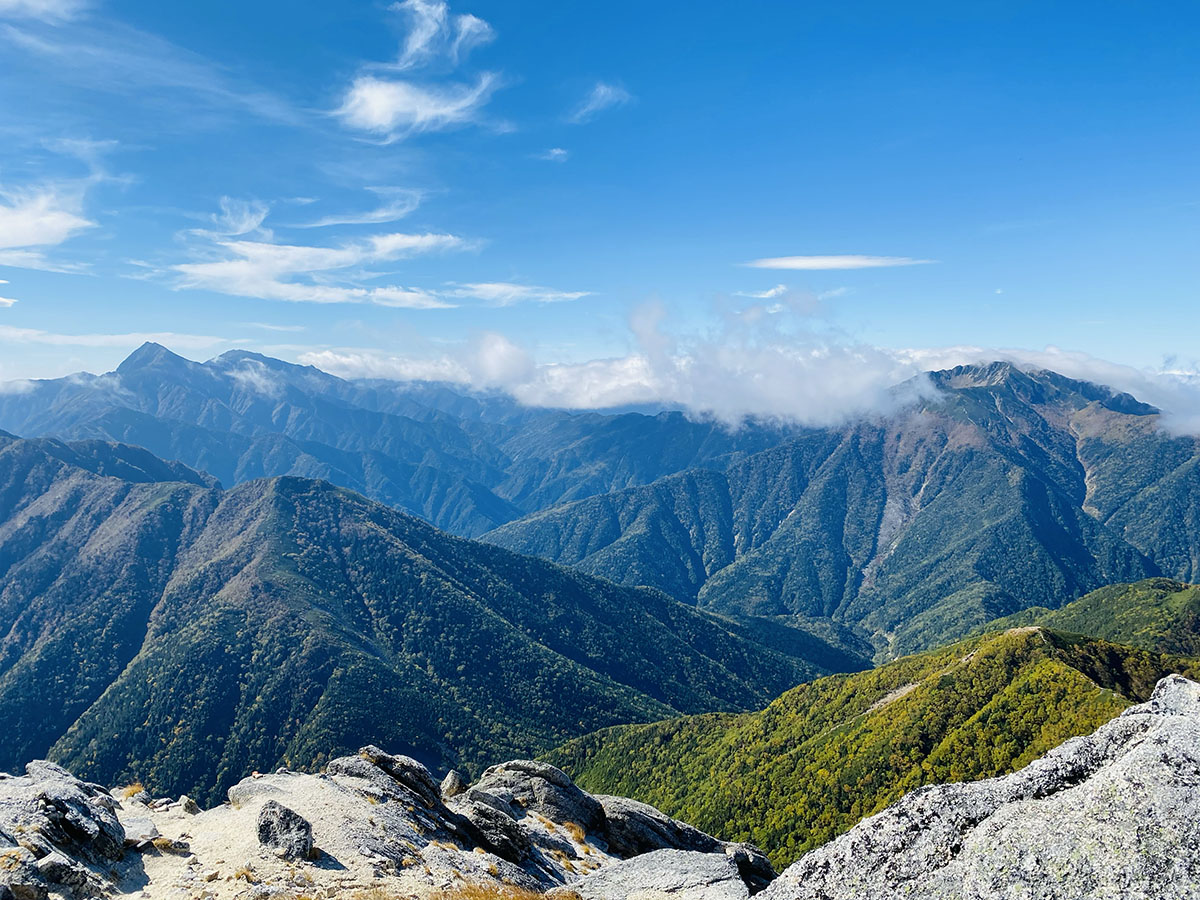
6,346,1200,819
0,430,854,805
0,343,792,538
487,362,1200,657
9,349,1200,661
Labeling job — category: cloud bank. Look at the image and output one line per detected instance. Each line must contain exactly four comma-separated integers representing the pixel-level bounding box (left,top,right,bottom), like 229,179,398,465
295,301,1200,434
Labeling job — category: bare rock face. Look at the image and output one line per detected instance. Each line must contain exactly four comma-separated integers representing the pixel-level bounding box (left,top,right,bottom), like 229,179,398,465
763,674,1200,900
598,795,775,893
440,769,468,800
0,761,126,900
551,849,751,900
470,759,606,831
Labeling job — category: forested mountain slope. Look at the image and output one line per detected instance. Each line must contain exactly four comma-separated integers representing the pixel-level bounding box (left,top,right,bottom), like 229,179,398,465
489,363,1200,656
547,626,1197,867
987,576,1200,657
0,432,850,804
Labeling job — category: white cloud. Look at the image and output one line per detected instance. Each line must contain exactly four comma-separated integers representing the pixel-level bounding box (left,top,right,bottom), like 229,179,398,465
294,326,1200,435
0,298,16,307
535,147,569,162
389,0,494,69
744,255,935,270
569,81,632,124
298,348,471,383
336,73,498,139
445,281,590,306
208,197,270,236
449,13,493,64
226,360,283,398
174,228,467,307
0,377,34,394
0,187,94,250
735,284,789,299
298,188,422,228
466,331,534,385
0,325,229,348
0,0,84,21
295,299,936,424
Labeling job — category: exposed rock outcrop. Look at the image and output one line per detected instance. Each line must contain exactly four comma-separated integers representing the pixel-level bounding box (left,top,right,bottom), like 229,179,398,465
0,748,770,900
551,849,751,900
0,761,126,900
763,674,1200,900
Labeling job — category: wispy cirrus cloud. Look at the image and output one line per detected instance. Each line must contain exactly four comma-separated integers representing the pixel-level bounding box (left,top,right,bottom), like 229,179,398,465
0,277,15,307
735,283,789,299
0,325,230,348
336,0,500,141
186,196,272,239
241,322,307,333
0,0,85,22
389,0,494,69
297,188,423,228
1,19,300,125
0,185,95,271
445,281,590,306
0,187,93,248
174,226,468,308
568,81,632,124
534,147,569,163
743,255,935,270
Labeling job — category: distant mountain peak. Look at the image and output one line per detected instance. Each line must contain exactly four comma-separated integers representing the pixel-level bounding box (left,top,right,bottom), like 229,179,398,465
931,360,1028,389
928,360,1158,416
115,341,194,374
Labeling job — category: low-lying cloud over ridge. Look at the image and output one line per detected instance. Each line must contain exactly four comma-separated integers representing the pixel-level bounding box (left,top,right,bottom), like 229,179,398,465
300,336,1200,434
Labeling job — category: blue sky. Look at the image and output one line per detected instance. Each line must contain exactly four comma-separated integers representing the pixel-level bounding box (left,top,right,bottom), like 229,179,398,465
0,0,1198,418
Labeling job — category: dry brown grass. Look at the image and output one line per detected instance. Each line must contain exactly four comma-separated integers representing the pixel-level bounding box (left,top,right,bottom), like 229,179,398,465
119,782,145,798
428,887,558,900
355,881,581,900
562,822,586,843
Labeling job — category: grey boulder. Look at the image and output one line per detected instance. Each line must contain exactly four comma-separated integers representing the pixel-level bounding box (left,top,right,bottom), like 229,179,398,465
256,800,313,860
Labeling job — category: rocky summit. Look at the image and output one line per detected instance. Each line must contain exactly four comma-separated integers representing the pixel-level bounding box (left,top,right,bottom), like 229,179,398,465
763,674,1200,900
0,747,771,900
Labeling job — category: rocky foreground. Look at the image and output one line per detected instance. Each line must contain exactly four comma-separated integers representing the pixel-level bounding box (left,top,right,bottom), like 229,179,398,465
3,675,1200,900
0,747,769,900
